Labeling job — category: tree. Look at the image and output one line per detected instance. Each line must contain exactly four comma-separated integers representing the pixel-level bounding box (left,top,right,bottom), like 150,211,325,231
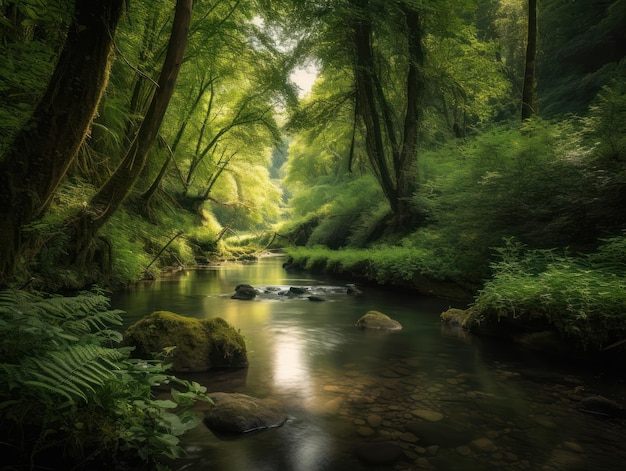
154,1,284,221
0,0,125,284
521,0,537,120
345,0,424,228
68,0,193,266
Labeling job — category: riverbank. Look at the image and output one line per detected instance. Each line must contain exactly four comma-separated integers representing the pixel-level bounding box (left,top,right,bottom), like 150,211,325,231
281,246,477,301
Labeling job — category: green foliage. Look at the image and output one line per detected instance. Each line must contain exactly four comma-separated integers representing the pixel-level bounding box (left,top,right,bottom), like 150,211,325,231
581,79,626,163
0,0,71,154
285,174,390,249
284,242,463,284
472,237,626,350
538,0,626,116
0,289,209,469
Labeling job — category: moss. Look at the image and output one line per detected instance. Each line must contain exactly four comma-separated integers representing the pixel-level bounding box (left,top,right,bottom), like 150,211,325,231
124,311,248,372
440,308,471,327
355,310,403,330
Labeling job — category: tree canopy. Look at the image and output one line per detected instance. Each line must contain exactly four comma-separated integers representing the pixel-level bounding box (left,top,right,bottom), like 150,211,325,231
0,0,623,291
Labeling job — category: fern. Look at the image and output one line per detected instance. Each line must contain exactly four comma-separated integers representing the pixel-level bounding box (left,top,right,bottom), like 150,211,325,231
22,344,124,404
0,289,209,469
0,289,123,362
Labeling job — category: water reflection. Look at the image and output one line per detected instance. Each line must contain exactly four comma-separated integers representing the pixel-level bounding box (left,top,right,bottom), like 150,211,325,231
271,326,313,395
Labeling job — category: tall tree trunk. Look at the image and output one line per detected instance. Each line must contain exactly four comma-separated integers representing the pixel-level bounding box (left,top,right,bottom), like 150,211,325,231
521,0,538,120
349,0,423,227
71,0,193,264
396,5,424,226
351,0,399,214
0,0,124,284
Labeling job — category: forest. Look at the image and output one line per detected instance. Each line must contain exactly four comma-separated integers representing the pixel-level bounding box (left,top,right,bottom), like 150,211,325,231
1,0,625,469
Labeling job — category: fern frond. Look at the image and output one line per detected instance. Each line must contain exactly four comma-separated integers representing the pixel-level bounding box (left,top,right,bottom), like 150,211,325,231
21,344,126,403
22,380,78,403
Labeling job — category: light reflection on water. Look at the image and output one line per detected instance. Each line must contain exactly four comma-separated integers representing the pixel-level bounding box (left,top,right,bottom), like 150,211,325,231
111,256,626,471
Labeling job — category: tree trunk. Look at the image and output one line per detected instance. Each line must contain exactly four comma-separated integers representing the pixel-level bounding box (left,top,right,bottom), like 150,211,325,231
396,5,424,226
71,0,193,264
521,0,538,120
349,0,423,227
351,0,399,213
69,0,193,268
0,0,124,284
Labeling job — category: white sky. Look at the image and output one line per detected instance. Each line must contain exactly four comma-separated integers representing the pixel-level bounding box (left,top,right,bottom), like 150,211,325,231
290,65,318,98
251,16,318,98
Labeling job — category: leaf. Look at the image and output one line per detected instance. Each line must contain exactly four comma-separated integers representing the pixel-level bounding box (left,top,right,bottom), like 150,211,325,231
153,399,178,409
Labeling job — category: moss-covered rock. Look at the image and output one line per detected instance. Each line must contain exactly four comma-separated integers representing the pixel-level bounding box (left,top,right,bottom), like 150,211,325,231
440,308,470,327
124,311,248,372
355,310,402,330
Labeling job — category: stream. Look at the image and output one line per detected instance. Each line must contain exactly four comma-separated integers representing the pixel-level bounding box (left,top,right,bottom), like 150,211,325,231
111,255,626,471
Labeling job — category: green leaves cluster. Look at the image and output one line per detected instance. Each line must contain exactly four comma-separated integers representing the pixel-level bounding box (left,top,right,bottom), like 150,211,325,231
0,289,209,470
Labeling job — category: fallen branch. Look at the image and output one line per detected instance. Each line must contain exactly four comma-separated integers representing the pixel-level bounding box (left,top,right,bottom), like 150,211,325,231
145,230,184,271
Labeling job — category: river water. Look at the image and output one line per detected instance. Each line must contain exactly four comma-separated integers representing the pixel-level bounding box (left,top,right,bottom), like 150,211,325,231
111,255,626,471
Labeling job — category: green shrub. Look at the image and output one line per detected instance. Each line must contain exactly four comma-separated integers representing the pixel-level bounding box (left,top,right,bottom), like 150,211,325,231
284,244,463,284
472,237,626,350
0,289,209,470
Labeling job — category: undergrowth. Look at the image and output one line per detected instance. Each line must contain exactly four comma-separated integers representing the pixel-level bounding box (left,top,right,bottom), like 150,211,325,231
0,289,210,470
284,244,464,284
471,237,626,350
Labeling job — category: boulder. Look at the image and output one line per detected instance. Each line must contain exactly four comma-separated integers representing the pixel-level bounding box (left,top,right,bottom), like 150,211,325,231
355,310,402,331
288,286,308,296
346,284,363,296
124,311,248,372
231,284,258,300
577,395,626,418
440,308,471,327
203,392,287,434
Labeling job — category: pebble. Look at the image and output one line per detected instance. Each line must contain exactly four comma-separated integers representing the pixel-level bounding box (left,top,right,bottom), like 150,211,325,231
411,409,444,422
470,437,495,453
562,441,584,452
367,414,383,428
456,445,472,456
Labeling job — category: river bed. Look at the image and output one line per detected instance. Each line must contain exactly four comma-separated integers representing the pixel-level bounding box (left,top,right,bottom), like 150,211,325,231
111,256,626,471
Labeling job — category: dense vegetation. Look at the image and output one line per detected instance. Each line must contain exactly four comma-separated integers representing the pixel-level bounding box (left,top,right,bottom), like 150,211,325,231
1,0,625,468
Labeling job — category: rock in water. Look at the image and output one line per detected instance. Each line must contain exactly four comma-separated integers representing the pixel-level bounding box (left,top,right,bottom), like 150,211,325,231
232,284,258,300
355,442,402,465
355,310,402,331
124,311,248,372
578,395,626,418
203,392,287,433
404,421,474,447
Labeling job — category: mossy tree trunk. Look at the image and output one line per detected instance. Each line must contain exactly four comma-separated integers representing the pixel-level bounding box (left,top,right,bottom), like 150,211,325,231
0,0,124,285
68,0,193,269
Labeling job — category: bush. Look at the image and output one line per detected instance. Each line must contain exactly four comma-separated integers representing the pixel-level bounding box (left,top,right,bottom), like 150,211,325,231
284,244,463,284
471,237,626,350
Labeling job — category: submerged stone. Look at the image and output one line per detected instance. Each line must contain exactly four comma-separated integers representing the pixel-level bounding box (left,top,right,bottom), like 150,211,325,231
405,420,474,447
203,392,287,434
